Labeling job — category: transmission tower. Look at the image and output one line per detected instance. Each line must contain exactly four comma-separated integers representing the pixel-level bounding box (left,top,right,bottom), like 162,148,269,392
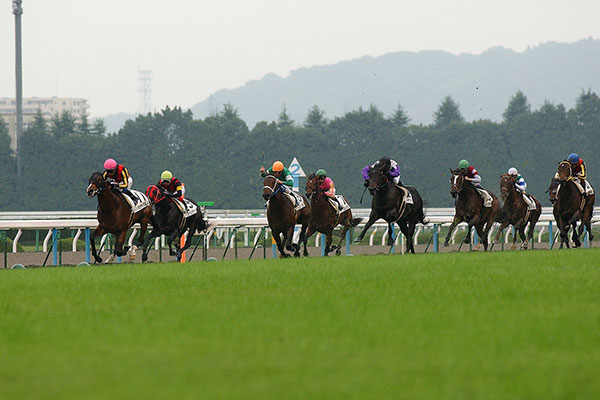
138,69,152,114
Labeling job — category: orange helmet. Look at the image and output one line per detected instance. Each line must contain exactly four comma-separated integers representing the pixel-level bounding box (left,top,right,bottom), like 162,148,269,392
272,161,284,172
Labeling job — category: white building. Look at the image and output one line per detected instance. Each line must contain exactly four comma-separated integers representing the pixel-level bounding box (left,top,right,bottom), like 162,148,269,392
0,97,89,150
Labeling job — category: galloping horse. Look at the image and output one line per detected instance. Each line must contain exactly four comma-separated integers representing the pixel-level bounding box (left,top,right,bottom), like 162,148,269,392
141,185,208,262
304,173,362,256
86,172,152,263
354,164,427,253
263,175,311,257
550,161,595,248
492,174,541,250
444,169,500,251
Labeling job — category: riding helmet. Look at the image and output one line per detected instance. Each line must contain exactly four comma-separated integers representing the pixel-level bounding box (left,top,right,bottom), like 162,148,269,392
272,161,284,172
316,169,327,177
508,167,518,175
104,158,117,170
567,153,579,163
161,170,173,181
458,159,469,169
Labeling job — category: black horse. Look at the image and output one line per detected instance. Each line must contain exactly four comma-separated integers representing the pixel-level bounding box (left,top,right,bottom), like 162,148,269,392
354,164,427,253
141,185,208,262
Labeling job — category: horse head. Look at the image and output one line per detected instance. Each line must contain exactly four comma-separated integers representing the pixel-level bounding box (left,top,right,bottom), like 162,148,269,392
499,174,516,200
449,168,466,198
87,172,106,197
367,165,388,193
146,184,166,204
305,173,318,200
547,179,560,204
262,175,280,201
557,160,572,182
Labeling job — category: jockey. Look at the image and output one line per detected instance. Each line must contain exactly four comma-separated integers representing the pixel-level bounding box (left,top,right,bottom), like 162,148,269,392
508,167,535,208
362,156,402,187
102,158,134,200
260,160,298,206
508,167,527,193
458,159,482,188
158,170,185,202
567,153,591,196
316,169,340,208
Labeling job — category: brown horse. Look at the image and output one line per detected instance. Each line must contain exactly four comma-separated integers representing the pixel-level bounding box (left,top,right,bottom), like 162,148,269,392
262,175,311,257
444,168,500,251
304,173,362,256
86,172,153,263
551,161,595,248
354,164,427,253
492,174,541,250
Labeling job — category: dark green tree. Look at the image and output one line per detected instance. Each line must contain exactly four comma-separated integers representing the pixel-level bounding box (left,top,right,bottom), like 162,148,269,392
304,105,327,129
503,90,531,124
390,104,410,127
276,104,294,129
433,96,464,127
78,113,91,135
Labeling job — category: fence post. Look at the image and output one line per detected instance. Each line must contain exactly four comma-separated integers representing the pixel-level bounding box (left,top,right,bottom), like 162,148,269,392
346,230,351,255
320,234,325,256
390,225,395,254
52,228,58,266
548,221,553,249
272,234,277,259
85,228,90,264
433,224,438,253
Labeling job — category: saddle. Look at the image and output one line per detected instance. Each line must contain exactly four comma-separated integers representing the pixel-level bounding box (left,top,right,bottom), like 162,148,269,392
283,191,306,211
327,195,351,215
474,187,493,207
120,190,150,214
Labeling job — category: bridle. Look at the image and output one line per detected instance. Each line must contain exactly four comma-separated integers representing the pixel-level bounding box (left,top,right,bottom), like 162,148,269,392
86,174,107,197
450,172,465,195
263,175,283,199
557,161,572,182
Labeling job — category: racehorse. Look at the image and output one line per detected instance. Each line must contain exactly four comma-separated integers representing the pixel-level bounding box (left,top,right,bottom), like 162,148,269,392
354,164,427,253
86,172,152,263
444,168,500,251
304,173,362,256
550,161,595,248
492,174,541,250
141,185,208,262
263,175,311,257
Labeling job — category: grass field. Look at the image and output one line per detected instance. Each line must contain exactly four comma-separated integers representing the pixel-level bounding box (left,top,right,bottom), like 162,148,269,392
1,250,599,399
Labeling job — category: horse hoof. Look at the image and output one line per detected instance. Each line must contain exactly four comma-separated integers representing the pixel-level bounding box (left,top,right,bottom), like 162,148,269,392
94,257,102,264
443,241,449,247
142,254,148,263
353,237,362,243
335,249,341,256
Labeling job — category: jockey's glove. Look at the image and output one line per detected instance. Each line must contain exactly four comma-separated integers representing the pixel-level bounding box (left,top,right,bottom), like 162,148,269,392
364,181,369,188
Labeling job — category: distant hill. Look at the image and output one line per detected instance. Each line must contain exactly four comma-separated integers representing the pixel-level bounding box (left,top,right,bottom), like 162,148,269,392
189,38,600,127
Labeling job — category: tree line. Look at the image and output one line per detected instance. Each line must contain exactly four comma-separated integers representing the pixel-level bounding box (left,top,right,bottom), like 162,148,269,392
0,90,599,211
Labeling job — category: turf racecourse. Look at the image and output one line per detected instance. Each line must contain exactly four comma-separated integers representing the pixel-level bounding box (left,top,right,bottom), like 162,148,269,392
1,250,599,399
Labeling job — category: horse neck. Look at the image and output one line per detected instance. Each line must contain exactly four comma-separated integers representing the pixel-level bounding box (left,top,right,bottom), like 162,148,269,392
558,181,579,208
457,180,477,203
98,189,122,213
505,185,519,205
373,181,394,205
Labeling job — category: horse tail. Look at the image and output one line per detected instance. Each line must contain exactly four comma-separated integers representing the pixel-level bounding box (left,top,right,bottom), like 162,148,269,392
350,217,362,228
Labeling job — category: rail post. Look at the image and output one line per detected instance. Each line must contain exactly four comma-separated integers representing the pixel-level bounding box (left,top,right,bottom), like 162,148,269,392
320,234,325,256
85,228,90,264
346,230,351,255
52,228,58,266
433,224,439,253
548,221,553,249
389,225,395,255
272,234,277,259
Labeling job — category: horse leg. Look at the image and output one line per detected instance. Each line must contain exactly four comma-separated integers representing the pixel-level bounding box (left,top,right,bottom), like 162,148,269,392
571,222,581,248
136,209,152,247
323,230,334,256
444,216,462,247
141,230,159,263
303,225,315,257
354,211,378,242
492,220,510,250
335,221,350,256
273,230,289,258
114,230,130,258
166,231,179,256
90,226,106,264
399,222,416,254
518,223,528,250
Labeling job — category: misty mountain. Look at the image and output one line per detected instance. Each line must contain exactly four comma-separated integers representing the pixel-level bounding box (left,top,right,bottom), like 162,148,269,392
188,38,600,127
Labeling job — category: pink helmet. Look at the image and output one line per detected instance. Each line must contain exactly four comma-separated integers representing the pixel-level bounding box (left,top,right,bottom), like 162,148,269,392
104,158,117,170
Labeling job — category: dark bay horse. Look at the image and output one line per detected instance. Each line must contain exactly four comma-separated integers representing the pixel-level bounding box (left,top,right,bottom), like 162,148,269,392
444,169,500,251
304,173,362,256
141,185,208,262
263,175,311,257
492,174,541,250
86,172,152,263
550,161,595,248
354,165,427,253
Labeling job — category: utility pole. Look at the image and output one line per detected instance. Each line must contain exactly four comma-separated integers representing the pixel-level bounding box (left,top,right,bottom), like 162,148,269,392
13,0,23,179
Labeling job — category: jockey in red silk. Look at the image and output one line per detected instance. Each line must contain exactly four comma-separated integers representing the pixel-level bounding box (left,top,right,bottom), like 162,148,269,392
458,159,482,188
103,158,133,196
158,170,185,201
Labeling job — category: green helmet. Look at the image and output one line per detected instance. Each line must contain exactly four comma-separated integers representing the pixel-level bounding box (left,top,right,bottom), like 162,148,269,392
458,160,469,169
316,169,327,177
161,170,173,181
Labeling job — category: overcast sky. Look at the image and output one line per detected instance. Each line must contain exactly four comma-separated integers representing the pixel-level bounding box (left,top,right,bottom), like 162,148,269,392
1,0,599,117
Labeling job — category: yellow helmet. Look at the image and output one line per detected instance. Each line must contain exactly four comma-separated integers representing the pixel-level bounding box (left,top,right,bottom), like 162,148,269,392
272,161,284,172
161,170,173,181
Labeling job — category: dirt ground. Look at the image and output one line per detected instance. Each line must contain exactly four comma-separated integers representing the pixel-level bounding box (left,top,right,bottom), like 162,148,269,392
1,239,562,268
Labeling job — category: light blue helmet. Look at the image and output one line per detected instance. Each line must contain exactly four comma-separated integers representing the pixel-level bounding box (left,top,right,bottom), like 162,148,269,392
567,153,579,163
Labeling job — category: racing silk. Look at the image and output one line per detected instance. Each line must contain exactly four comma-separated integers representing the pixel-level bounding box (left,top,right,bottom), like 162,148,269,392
103,165,130,189
262,167,294,187
515,175,527,192
362,159,401,180
572,159,586,180
318,177,336,197
158,177,184,200
466,166,481,186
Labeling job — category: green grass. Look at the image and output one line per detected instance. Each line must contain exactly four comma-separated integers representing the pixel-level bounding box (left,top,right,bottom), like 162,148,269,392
1,250,600,399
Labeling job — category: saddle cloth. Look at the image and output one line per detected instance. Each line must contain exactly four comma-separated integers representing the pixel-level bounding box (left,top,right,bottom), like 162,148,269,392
397,185,414,204
571,179,595,196
475,188,493,208
121,190,151,214
173,198,198,218
327,195,351,214
284,191,306,211
522,193,537,211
